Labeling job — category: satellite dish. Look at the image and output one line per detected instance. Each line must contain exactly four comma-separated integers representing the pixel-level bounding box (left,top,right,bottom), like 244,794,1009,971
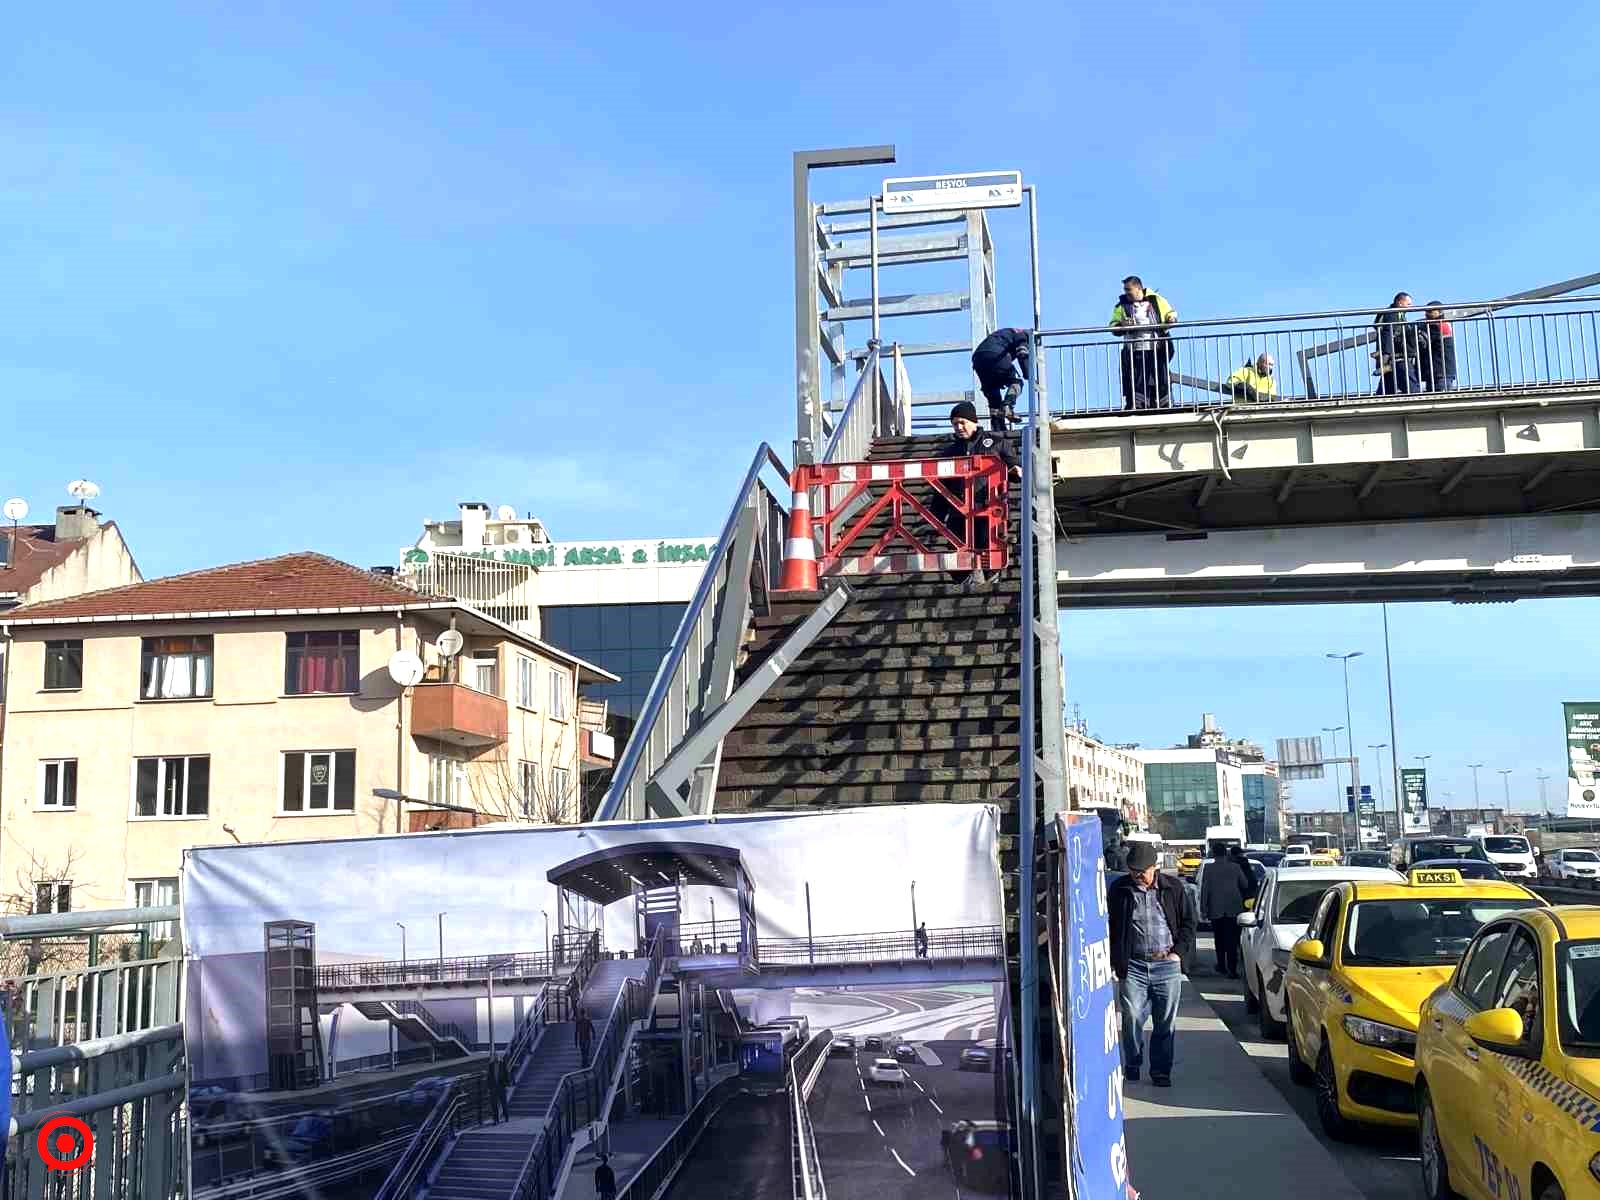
67,479,101,503
496,504,517,522
2,498,27,521
387,650,425,687
436,629,465,659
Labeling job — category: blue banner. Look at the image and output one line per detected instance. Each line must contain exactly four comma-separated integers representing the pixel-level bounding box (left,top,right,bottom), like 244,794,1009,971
1063,814,1131,1200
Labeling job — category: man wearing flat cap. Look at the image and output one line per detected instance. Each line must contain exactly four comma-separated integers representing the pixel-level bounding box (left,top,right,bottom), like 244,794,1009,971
1107,841,1194,1087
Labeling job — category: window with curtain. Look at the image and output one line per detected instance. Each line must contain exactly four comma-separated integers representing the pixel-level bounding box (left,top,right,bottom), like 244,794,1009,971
429,755,464,808
518,656,536,709
140,636,213,699
519,759,541,815
285,631,359,695
548,666,569,719
550,766,572,811
133,877,179,940
44,640,83,689
282,751,356,812
133,756,211,817
40,759,78,809
34,882,71,914
471,650,499,696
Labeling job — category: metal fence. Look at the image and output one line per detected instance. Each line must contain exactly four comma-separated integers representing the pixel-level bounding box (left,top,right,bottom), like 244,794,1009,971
315,949,561,992
756,924,1005,967
787,1033,830,1200
1042,293,1600,416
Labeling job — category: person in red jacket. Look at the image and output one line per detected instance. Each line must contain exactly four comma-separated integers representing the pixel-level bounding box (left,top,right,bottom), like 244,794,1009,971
1420,301,1458,392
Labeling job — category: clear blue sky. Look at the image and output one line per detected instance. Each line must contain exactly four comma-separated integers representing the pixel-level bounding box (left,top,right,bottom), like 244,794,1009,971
6,2,1598,812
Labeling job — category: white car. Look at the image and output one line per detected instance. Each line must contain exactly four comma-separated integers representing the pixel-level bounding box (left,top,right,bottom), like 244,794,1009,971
868,1058,907,1087
1238,865,1402,1038
1279,846,1312,866
1546,847,1600,880
1472,833,1539,880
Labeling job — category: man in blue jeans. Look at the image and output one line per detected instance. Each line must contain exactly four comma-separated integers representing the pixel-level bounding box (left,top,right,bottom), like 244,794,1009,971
1107,841,1195,1087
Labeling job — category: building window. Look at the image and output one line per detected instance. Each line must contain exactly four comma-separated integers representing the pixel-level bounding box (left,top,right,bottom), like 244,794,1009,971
133,756,211,818
471,650,499,696
429,755,465,808
519,759,541,815
39,759,78,809
518,656,537,709
132,877,179,940
282,751,356,813
44,640,83,690
285,631,359,695
550,765,572,808
548,667,569,720
140,636,213,700
34,882,71,914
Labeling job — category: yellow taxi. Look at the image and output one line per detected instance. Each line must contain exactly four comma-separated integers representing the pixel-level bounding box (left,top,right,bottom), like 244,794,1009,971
1311,852,1340,867
1415,905,1600,1200
1284,867,1544,1140
1177,849,1203,879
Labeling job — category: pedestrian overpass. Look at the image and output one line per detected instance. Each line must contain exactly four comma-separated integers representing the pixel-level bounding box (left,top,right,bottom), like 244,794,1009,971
1043,287,1600,605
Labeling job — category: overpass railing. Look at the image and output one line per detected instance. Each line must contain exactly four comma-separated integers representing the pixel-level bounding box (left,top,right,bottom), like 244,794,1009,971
315,948,562,991
788,1032,831,1200
1041,292,1600,416
821,345,906,465
756,924,1004,967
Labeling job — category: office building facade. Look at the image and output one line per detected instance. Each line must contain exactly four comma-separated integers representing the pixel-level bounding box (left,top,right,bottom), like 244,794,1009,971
1132,748,1248,842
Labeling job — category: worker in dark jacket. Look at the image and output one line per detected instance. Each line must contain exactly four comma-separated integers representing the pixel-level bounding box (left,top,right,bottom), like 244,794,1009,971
1108,841,1195,1086
1374,292,1420,395
1109,277,1177,410
933,402,1022,591
971,327,1031,431
1420,302,1458,392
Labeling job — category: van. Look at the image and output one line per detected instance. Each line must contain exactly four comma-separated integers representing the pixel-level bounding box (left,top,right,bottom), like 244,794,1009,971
1472,833,1538,881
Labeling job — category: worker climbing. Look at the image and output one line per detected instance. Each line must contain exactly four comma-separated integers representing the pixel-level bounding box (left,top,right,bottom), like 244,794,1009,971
970,327,1032,431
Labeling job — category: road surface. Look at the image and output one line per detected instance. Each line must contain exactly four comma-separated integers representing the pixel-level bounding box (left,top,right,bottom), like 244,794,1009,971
662,1092,790,1200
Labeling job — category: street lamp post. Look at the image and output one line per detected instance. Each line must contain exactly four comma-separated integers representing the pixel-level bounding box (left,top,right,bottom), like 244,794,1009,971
911,880,919,935
542,911,550,960
1327,652,1364,851
396,922,407,968
1536,770,1551,822
1381,605,1402,835
437,912,447,968
1499,769,1514,813
1468,763,1485,808
1323,727,1346,821
1369,744,1389,841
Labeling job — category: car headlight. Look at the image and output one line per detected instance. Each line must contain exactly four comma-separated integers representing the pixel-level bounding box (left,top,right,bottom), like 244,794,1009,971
1342,1015,1416,1056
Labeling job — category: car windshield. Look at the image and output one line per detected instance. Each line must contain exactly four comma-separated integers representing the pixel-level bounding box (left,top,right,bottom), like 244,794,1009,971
1344,898,1543,966
1559,940,1600,1051
1565,850,1600,863
1412,841,1486,862
1483,837,1530,855
1274,880,1338,923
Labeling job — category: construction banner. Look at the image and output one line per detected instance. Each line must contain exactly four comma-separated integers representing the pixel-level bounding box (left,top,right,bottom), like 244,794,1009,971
1565,702,1600,817
181,804,1012,1198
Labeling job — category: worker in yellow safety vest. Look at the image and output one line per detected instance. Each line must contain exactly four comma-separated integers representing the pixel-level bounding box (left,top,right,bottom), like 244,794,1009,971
1226,353,1276,403
1108,276,1178,410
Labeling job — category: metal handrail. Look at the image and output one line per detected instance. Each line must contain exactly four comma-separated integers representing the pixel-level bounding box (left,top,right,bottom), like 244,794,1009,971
316,948,560,989
821,345,891,464
788,1042,827,1200
382,998,476,1055
595,442,790,821
371,1074,488,1200
612,1073,748,1200
755,924,1005,965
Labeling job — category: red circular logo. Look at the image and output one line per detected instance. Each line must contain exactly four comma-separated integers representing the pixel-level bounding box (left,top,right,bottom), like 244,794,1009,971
37,1115,94,1171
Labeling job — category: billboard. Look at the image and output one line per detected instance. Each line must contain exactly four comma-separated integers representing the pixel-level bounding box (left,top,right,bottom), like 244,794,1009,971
182,805,1012,1199
1400,768,1430,833
1059,813,1131,1200
1565,702,1600,817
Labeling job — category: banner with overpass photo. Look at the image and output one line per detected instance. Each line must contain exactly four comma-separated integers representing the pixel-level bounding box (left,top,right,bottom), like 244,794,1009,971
1565,702,1600,817
180,803,1011,1199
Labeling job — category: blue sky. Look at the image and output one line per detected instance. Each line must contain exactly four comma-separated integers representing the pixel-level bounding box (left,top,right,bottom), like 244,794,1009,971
5,2,1598,812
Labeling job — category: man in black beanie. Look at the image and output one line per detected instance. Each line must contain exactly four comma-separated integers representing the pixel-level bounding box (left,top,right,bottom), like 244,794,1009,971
934,401,1020,591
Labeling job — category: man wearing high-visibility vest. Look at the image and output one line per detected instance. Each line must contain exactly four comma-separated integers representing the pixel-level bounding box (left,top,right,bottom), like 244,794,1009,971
1108,276,1178,411
1227,353,1276,403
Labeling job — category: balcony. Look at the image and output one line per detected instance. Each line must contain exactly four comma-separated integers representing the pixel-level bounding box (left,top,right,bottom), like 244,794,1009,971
409,682,507,748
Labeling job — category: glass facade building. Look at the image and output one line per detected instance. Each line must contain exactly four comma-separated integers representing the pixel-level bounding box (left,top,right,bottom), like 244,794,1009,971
1243,770,1281,844
1144,761,1222,841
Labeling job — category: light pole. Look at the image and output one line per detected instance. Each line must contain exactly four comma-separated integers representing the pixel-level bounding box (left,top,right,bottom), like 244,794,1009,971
1468,763,1485,808
542,911,550,960
1381,604,1402,834
1323,726,1346,824
396,922,407,967
1536,770,1551,822
1499,768,1513,813
1328,652,1364,850
437,912,447,968
911,880,919,935
1369,744,1389,841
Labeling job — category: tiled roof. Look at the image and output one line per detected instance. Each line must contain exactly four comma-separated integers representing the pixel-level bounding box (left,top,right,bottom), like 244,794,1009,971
0,522,109,597
7,552,442,621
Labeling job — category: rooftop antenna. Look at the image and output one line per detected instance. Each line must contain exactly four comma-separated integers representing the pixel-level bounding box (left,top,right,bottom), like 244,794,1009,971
2,498,27,570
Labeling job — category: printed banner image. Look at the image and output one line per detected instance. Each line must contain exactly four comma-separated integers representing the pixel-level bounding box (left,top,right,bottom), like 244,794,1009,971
181,804,1011,1200
1565,702,1600,817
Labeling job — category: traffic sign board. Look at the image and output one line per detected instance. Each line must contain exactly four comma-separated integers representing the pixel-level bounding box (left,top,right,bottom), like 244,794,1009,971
882,171,1022,214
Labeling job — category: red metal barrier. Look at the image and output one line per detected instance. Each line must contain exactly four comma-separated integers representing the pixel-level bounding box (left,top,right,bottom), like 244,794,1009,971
776,455,1009,590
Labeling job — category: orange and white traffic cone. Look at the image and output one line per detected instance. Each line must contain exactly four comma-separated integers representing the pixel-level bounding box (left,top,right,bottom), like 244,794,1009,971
777,472,819,592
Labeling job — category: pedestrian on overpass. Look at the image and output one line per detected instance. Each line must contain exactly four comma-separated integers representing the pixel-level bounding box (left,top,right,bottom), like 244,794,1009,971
934,402,1022,592
1109,277,1177,410
1108,841,1193,1087
915,921,929,958
1200,844,1251,979
970,327,1031,431
489,1055,510,1123
1374,292,1421,395
576,1009,595,1066
595,1153,618,1200
1420,301,1458,392
1226,354,1276,403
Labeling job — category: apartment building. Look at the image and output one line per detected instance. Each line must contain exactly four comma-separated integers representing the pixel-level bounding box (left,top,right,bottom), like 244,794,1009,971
0,552,615,918
1065,727,1149,829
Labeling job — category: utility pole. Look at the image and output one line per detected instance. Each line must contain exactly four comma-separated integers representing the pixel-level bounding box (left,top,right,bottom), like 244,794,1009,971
1499,769,1513,815
1468,763,1485,808
1536,770,1551,822
1328,652,1364,851
1369,744,1389,844
1381,605,1402,836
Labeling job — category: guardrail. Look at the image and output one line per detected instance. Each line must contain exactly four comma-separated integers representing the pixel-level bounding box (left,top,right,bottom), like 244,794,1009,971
316,949,562,991
612,1074,748,1200
7,1023,187,1200
821,345,905,466
14,949,183,1050
788,1035,829,1200
756,924,1005,967
371,1073,492,1200
1532,878,1600,904
595,441,791,821
1041,293,1600,416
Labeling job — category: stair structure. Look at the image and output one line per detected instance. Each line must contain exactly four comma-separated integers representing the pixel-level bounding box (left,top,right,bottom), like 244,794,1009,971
425,958,648,1200
714,433,1024,871
351,999,474,1059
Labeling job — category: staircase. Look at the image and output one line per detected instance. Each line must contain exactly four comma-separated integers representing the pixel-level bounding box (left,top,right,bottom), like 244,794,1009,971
714,432,1024,871
425,959,648,1200
352,999,474,1058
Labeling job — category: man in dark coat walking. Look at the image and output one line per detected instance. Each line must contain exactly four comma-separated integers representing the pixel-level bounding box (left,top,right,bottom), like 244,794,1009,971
970,327,1031,431
595,1153,618,1200
1108,841,1195,1086
1201,845,1253,979
489,1055,510,1123
576,1009,595,1067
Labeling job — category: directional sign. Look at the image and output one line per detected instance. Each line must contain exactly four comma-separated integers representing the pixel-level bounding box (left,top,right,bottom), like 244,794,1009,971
882,170,1023,214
